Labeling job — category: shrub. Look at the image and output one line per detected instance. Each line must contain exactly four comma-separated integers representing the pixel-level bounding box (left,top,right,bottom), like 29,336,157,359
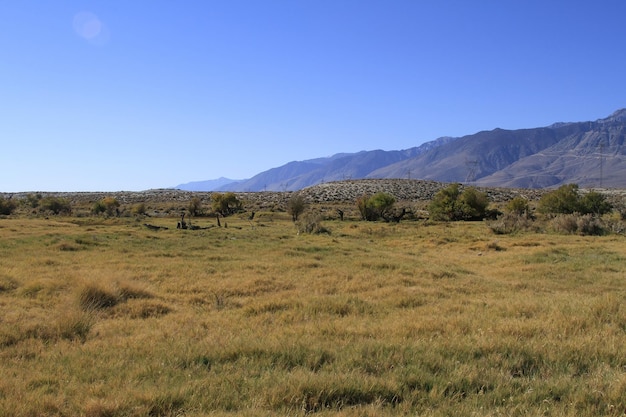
548,213,605,236
356,192,396,221
287,194,307,221
25,193,42,208
506,196,531,216
296,212,330,234
538,185,613,217
0,197,17,215
131,202,147,216
356,195,375,221
211,192,242,217
538,184,580,215
579,191,612,215
488,212,535,234
188,197,203,217
39,197,72,215
93,197,120,216
575,214,605,236
548,214,579,234
429,184,489,221
457,187,489,220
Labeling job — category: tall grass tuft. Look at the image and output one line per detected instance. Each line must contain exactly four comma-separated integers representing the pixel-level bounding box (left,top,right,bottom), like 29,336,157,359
55,308,94,342
77,281,119,311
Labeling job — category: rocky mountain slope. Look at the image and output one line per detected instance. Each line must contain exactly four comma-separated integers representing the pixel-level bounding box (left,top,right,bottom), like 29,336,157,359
179,109,626,191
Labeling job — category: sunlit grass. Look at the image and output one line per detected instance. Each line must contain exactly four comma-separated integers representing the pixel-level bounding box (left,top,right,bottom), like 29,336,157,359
0,216,625,416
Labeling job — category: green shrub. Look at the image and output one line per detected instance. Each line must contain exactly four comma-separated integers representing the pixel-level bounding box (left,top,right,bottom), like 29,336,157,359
579,191,612,215
428,184,489,221
211,192,242,217
457,187,489,220
39,197,72,215
538,185,612,216
93,197,120,216
356,192,396,221
506,196,531,216
538,184,580,215
25,193,42,208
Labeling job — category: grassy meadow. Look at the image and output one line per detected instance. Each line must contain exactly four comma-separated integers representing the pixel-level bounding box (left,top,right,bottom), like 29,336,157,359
1,212,625,416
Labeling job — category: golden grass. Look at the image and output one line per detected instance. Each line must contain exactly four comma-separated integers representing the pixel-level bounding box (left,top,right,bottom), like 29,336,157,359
0,215,625,416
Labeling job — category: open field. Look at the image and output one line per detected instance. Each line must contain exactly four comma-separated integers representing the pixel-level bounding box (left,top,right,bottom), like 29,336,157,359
1,210,626,416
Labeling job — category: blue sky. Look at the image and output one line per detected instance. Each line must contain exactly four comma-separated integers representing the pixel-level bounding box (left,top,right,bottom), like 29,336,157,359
2,1,625,191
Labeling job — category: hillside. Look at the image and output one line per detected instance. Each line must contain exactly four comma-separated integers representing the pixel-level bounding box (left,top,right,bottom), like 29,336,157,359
179,109,626,191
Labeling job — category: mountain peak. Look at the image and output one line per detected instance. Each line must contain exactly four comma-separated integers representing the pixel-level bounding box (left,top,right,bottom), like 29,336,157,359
599,108,626,123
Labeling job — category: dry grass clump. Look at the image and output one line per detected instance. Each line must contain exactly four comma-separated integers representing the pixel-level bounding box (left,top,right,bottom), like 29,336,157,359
0,275,18,292
488,211,536,234
77,281,119,311
54,308,94,342
296,212,330,234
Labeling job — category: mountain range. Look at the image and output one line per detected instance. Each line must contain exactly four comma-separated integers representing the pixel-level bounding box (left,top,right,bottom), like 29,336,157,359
175,109,626,191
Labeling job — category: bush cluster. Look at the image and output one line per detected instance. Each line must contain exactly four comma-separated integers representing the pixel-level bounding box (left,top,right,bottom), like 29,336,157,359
39,197,72,215
488,212,536,235
92,197,120,216
538,184,612,216
548,214,605,236
428,184,489,221
0,197,17,215
356,192,396,221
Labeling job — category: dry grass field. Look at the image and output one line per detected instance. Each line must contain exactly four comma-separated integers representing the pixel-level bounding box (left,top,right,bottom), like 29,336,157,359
1,211,625,416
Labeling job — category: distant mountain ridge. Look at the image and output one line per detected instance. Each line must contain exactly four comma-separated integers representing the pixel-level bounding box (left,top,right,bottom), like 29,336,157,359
174,177,243,191
176,109,626,191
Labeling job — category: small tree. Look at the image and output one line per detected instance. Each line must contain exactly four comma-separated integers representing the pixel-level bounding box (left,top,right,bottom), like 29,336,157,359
188,197,203,217
211,192,242,217
287,194,307,222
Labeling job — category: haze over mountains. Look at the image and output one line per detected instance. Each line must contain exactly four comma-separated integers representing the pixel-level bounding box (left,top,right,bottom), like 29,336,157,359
176,109,626,191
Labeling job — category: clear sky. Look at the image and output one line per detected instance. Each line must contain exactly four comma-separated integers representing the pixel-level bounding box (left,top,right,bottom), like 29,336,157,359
2,1,625,191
